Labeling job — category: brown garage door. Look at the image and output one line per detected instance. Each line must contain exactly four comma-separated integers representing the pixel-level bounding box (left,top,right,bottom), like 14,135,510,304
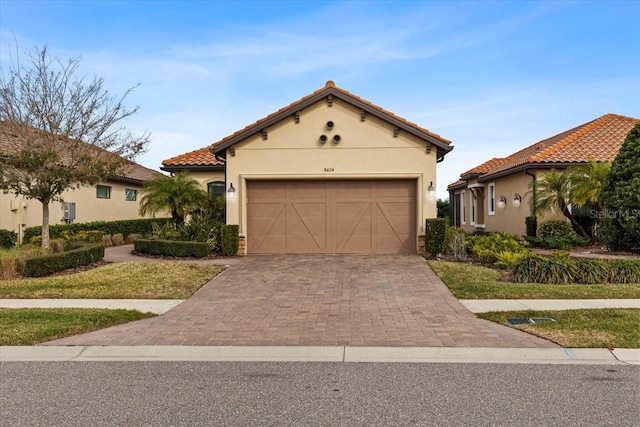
247,180,416,254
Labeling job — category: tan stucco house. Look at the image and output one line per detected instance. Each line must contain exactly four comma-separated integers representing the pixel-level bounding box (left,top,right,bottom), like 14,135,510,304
164,81,453,254
448,113,640,236
0,126,162,243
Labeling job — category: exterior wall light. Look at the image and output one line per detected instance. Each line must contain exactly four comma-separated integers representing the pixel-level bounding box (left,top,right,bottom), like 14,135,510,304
513,193,522,207
426,181,436,201
227,183,236,200
498,196,507,208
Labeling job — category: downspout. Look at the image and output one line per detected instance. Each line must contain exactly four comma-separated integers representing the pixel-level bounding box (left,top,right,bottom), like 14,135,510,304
448,190,454,227
525,169,536,217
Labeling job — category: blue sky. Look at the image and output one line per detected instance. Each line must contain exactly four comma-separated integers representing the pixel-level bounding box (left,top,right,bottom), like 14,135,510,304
1,0,639,198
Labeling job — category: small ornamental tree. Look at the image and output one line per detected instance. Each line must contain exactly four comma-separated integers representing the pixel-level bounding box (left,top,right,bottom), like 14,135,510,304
600,124,640,252
138,172,208,226
0,46,149,249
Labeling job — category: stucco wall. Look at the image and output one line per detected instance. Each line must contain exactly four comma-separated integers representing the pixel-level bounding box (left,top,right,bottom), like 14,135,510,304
0,179,150,243
182,170,226,192
223,98,439,239
452,169,568,236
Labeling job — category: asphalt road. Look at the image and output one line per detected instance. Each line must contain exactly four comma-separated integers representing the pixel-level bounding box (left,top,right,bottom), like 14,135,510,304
1,362,638,426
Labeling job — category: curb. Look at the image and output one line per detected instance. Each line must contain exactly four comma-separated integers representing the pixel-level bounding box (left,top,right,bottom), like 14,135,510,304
1,346,638,365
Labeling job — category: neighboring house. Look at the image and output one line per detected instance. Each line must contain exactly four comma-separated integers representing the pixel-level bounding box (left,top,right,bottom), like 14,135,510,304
161,147,226,197
199,81,453,254
448,113,640,236
0,126,163,243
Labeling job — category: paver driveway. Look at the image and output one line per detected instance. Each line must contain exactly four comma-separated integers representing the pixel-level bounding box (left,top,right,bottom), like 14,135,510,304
48,255,557,347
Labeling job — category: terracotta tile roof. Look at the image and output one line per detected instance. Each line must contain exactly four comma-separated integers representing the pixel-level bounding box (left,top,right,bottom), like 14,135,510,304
161,146,225,169
451,114,639,188
210,81,452,156
460,157,506,178
447,180,467,190
0,122,162,184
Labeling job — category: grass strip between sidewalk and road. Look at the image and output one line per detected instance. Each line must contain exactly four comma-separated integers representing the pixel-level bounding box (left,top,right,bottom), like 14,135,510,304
428,260,640,299
478,308,640,348
0,308,156,346
0,262,225,299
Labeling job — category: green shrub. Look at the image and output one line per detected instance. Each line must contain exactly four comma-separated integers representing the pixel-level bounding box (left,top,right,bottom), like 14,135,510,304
512,255,640,284
444,227,464,252
609,261,640,284
600,124,640,252
134,239,211,258
179,213,221,243
22,218,173,242
0,229,17,249
425,219,447,257
221,225,239,256
23,244,105,277
149,221,182,240
538,220,577,239
512,254,576,284
494,250,531,270
465,232,527,262
574,259,610,284
525,217,538,237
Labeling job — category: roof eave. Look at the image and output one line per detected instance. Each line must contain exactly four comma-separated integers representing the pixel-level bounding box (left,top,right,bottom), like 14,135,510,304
161,165,225,173
478,162,584,182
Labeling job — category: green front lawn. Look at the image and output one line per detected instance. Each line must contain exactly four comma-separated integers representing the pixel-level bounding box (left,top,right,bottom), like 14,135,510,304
479,308,640,348
0,308,156,345
428,260,640,299
0,262,225,299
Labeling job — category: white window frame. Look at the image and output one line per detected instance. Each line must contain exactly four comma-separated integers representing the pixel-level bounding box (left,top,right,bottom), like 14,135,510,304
488,183,496,216
460,190,466,225
470,191,476,226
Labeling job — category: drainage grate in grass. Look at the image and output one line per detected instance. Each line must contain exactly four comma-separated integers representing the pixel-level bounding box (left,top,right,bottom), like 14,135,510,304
507,317,556,325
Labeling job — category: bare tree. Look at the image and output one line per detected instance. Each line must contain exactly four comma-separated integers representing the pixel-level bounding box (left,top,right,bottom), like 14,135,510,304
0,46,150,248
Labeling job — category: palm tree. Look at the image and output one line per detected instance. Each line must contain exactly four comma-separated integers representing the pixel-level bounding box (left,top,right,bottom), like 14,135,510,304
138,172,208,225
567,160,611,239
529,169,589,238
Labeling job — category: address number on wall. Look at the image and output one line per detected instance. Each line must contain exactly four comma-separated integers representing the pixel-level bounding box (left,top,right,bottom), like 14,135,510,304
324,167,334,172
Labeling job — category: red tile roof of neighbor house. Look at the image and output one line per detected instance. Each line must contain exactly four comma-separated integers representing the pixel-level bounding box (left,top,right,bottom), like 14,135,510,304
161,146,225,169
450,113,640,188
0,122,162,184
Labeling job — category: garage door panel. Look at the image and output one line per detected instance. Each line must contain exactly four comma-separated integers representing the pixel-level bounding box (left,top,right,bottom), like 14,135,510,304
247,180,416,254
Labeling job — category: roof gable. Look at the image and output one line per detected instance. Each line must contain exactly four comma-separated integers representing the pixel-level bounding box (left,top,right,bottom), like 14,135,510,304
210,81,453,160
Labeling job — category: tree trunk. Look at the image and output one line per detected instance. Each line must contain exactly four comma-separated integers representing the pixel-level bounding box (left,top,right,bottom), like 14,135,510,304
41,200,50,249
562,206,589,239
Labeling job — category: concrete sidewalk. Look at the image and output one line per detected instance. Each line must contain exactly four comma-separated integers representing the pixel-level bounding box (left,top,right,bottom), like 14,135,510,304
3,298,639,314
460,299,640,313
1,345,638,365
0,299,184,314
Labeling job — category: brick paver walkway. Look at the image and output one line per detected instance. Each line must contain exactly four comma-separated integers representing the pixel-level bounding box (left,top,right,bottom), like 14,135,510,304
47,255,558,348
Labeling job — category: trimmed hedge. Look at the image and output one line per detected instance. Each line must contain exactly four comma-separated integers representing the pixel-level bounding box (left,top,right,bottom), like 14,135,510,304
23,218,172,242
512,254,640,284
134,239,211,258
23,244,105,277
525,217,537,237
425,219,447,257
221,225,239,256
0,229,17,249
